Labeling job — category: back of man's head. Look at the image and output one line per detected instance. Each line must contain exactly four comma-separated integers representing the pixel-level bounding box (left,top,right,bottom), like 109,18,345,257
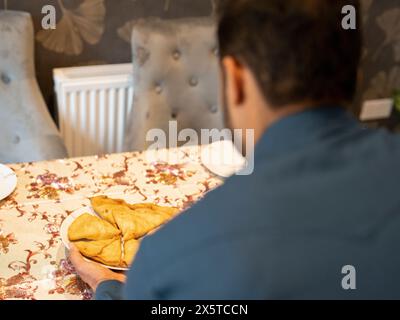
217,0,362,108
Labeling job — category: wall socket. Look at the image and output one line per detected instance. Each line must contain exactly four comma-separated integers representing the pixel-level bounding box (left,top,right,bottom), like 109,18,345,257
359,99,394,122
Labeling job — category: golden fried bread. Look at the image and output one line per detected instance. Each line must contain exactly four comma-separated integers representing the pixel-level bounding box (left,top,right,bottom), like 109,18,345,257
92,196,179,222
91,195,126,207
90,196,127,226
91,205,117,226
73,239,116,257
132,207,176,227
123,239,140,267
69,197,180,268
105,201,178,240
129,203,179,217
112,210,144,240
68,213,121,241
135,206,179,219
112,209,173,240
91,239,122,267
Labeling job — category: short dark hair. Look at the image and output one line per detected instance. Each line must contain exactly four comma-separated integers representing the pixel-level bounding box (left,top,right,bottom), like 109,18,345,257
217,0,362,107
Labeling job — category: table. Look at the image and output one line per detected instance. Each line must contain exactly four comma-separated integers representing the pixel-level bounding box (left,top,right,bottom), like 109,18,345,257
0,146,223,300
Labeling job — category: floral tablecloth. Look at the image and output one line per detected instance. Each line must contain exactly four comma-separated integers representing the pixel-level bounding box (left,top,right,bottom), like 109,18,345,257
0,146,223,300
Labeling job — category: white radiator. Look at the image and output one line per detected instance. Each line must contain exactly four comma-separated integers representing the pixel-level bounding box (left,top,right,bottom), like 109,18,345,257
54,64,134,157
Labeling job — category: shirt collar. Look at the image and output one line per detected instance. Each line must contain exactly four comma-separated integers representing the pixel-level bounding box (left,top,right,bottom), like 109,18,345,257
254,106,359,160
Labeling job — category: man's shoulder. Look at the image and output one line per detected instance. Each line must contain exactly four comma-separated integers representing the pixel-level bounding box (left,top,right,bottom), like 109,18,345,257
356,127,400,154
142,128,400,265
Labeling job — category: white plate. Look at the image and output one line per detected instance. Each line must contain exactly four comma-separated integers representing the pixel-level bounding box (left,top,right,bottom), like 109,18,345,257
200,140,246,178
60,207,128,271
0,164,17,201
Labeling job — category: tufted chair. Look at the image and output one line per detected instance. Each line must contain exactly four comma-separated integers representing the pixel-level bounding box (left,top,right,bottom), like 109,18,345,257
0,11,67,164
125,17,225,152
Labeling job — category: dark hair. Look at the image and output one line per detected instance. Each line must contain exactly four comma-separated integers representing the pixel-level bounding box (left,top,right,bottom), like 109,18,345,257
217,0,362,107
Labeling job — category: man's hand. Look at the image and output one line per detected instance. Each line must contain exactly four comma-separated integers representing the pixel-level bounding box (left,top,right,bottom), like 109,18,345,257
68,244,126,291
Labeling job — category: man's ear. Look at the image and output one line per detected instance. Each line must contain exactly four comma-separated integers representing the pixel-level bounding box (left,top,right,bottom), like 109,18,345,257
222,56,245,106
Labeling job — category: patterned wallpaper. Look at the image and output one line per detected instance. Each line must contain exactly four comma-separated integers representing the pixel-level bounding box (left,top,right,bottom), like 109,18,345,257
361,0,400,103
1,0,399,119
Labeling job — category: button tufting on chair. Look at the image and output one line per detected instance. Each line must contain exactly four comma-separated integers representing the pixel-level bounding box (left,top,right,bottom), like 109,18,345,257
173,50,181,60
189,76,198,87
125,17,225,152
209,105,219,113
170,106,179,119
155,84,163,94
13,135,20,144
1,72,11,84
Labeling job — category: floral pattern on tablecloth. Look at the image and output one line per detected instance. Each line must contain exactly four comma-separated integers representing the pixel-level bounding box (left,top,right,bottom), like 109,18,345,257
0,145,223,300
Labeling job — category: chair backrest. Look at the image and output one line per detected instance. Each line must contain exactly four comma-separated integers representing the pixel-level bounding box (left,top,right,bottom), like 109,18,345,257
0,10,67,164
125,17,225,152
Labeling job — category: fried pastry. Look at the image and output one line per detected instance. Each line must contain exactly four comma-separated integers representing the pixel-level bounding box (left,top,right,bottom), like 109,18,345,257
68,213,121,241
73,239,116,257
69,197,181,268
128,203,179,216
91,195,126,208
92,196,179,223
112,210,144,240
90,196,127,226
123,239,140,267
113,208,175,240
91,239,122,267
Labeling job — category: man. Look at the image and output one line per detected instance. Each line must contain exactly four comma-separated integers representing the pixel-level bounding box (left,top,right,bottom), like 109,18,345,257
70,0,400,299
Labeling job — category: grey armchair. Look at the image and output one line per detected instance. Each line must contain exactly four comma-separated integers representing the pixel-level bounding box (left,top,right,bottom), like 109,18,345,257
125,17,225,152
0,10,67,164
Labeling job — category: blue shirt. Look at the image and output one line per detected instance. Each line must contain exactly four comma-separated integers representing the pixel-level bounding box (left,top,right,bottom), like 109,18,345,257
96,106,400,299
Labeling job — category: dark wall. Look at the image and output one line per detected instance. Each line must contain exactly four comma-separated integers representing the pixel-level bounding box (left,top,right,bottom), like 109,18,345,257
0,0,215,118
1,0,399,120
